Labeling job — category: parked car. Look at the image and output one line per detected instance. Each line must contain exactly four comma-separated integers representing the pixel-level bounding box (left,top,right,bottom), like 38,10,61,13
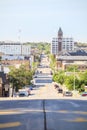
50,71,53,75
63,91,73,96
33,75,37,78
29,86,33,90
81,92,87,96
18,91,29,97
54,84,59,89
32,84,36,88
58,88,63,93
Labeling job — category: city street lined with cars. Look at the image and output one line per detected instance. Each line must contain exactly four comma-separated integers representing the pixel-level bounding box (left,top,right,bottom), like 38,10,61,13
0,54,87,130
0,54,87,100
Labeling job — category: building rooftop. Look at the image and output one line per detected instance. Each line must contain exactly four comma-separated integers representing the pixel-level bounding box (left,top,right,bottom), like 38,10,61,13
58,27,63,35
56,55,87,61
69,49,87,56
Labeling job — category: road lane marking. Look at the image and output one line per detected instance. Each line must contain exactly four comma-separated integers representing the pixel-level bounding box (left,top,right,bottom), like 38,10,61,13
0,122,21,128
0,110,23,115
58,110,68,113
74,111,87,115
69,102,80,107
65,118,87,122
0,109,43,115
0,109,87,116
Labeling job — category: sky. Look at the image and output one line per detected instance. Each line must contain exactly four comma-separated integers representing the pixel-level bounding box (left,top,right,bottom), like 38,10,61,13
0,0,87,43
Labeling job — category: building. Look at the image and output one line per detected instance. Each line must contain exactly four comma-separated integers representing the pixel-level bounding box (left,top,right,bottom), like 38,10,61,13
51,27,74,55
0,71,9,97
56,50,87,71
0,42,31,56
58,27,63,52
51,38,58,54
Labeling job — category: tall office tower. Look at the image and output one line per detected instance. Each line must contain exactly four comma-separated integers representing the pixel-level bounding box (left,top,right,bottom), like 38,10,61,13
58,27,63,52
51,27,74,55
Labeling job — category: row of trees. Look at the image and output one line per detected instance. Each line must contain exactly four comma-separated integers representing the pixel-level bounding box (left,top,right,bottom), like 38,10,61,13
25,42,51,55
76,42,87,47
53,68,87,92
49,54,86,92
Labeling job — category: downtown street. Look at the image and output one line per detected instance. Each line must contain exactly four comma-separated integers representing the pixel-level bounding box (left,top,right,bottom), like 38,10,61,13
0,54,87,130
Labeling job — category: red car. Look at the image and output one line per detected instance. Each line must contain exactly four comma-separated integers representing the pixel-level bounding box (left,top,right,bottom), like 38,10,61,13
81,92,87,96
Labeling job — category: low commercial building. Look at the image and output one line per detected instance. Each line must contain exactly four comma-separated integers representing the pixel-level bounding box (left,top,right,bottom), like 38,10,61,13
56,55,87,71
0,42,31,56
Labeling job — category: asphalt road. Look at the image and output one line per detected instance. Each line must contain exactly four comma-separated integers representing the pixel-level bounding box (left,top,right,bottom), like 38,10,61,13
34,73,52,86
0,99,87,130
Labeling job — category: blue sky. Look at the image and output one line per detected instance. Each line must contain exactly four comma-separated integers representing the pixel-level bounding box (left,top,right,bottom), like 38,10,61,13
0,0,87,43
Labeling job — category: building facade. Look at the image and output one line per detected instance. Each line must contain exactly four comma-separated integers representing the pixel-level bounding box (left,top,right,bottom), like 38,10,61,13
51,38,58,54
0,42,31,56
56,55,87,71
51,27,74,55
0,71,9,97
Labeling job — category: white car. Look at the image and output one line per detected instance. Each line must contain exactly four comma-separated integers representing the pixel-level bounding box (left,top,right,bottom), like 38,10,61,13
18,91,29,97
63,91,73,96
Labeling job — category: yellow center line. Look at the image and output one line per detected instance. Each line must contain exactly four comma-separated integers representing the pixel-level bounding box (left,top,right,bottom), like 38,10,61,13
65,118,87,122
0,109,87,116
0,122,21,128
74,111,87,115
0,110,22,115
58,110,68,113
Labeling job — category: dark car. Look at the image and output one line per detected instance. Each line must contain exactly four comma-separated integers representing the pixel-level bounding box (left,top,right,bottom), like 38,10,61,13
54,84,59,89
29,86,33,90
33,75,37,78
50,71,53,75
63,91,73,96
58,88,63,93
32,84,36,88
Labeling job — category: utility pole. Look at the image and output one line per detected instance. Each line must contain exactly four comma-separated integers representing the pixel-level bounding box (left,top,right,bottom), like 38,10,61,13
18,29,22,55
74,67,75,91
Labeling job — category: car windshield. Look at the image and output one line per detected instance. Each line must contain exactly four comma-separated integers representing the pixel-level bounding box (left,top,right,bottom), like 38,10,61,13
66,92,71,94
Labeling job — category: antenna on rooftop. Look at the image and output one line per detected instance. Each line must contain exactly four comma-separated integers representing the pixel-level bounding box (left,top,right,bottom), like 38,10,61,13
18,29,21,43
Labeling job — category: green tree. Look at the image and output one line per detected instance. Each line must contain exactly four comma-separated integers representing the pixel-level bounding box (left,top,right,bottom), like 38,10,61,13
32,62,38,72
53,70,65,85
79,71,87,85
77,71,87,92
8,64,33,92
50,54,56,73
65,75,79,90
66,65,79,72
